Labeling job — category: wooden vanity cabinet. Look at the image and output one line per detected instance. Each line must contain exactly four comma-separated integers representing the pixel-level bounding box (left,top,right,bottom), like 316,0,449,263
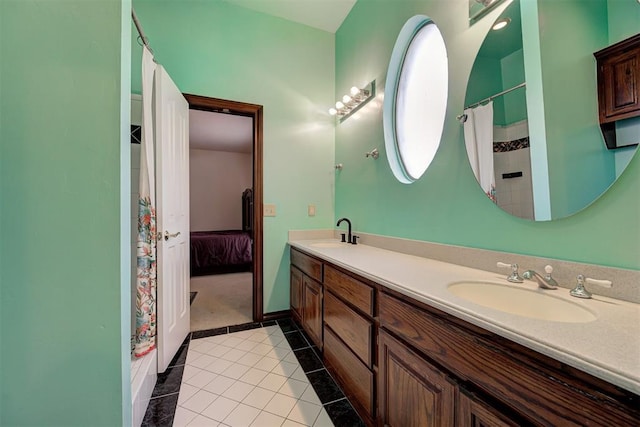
289,248,640,426
379,290,640,427
290,248,324,349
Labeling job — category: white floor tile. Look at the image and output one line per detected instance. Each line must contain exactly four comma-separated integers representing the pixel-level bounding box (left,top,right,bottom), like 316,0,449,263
221,362,250,379
313,409,333,427
242,386,276,410
204,344,233,358
178,383,200,405
283,352,299,364
190,354,218,369
233,330,257,339
250,411,285,427
185,370,218,389
290,367,309,384
263,325,281,335
263,393,297,418
278,378,309,399
192,341,217,354
237,352,264,367
258,372,288,392
222,381,255,402
282,419,306,427
203,357,234,375
287,400,322,426
186,349,205,364
222,402,262,427
222,336,245,348
250,343,274,356
202,375,236,395
262,334,285,347
265,347,292,361
182,389,219,414
182,365,204,383
201,396,239,422
173,406,199,427
239,367,269,386
254,356,280,372
299,386,321,406
247,332,269,343
187,414,220,427
204,334,230,345
271,360,299,378
221,348,248,362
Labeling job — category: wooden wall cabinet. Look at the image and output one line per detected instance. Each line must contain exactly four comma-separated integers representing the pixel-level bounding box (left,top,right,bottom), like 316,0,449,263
594,33,640,149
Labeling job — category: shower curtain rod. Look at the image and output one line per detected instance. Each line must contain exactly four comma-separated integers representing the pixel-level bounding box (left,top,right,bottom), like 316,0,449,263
132,8,153,54
465,82,526,110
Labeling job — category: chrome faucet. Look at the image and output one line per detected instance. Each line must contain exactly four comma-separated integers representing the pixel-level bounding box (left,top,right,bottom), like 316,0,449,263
522,265,558,290
336,217,352,244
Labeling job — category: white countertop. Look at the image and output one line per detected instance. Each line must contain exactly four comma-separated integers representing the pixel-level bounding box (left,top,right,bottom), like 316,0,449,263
289,239,640,395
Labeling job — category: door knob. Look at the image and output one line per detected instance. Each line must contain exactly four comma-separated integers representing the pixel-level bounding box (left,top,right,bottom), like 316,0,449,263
164,231,181,241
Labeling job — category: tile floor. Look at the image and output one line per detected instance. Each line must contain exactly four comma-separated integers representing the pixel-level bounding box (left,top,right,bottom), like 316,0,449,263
142,319,365,427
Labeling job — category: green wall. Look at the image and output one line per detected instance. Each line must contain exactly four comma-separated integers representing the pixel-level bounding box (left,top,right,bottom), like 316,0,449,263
0,0,130,425
335,0,639,270
537,0,614,219
131,0,336,313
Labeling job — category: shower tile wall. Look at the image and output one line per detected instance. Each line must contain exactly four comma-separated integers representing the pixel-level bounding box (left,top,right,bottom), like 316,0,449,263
494,121,534,220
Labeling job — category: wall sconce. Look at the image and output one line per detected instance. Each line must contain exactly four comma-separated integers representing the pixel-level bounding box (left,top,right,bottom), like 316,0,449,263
329,80,376,123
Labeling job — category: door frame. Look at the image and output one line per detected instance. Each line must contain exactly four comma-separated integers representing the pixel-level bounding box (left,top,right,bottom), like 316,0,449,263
183,93,264,322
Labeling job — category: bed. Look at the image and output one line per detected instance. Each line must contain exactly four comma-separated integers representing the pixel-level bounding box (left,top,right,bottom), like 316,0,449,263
190,189,253,276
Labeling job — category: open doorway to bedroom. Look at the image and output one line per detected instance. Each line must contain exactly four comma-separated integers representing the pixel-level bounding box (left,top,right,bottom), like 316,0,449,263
184,94,263,331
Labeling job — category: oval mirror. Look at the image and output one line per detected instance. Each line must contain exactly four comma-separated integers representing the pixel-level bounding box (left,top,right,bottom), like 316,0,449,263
463,0,638,220
384,15,448,184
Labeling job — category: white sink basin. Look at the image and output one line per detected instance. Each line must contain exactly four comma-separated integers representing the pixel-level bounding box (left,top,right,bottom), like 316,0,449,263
309,242,345,248
448,281,597,323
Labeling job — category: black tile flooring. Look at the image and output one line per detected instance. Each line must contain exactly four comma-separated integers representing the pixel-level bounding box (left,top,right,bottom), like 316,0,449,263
142,318,364,427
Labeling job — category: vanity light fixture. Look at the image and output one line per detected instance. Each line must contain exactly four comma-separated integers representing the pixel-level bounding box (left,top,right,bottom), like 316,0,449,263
492,17,511,30
329,80,376,122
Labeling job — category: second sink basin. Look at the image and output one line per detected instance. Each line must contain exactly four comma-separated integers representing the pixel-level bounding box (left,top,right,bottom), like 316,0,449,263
448,281,597,323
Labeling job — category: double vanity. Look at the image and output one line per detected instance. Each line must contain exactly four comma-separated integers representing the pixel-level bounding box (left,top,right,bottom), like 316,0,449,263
289,237,640,426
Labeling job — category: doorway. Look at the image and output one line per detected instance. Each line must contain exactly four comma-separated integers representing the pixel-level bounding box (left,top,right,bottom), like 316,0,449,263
184,94,264,330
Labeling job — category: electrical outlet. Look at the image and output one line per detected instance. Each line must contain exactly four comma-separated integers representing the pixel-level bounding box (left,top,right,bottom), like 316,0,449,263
308,204,316,216
264,204,276,217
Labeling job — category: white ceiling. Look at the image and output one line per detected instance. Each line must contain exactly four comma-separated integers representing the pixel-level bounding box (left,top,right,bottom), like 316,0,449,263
228,0,356,33
189,1,355,152
189,109,253,153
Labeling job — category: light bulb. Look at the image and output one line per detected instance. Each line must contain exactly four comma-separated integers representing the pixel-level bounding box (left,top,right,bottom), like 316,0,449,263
342,95,352,103
350,86,360,96
492,18,511,31
335,101,344,109
329,108,337,116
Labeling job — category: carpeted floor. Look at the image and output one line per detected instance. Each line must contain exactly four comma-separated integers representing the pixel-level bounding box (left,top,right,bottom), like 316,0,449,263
189,272,253,332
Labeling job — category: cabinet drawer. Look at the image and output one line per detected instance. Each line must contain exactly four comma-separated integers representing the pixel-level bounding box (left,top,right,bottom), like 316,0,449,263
291,248,323,282
324,265,374,316
323,326,374,419
324,291,373,367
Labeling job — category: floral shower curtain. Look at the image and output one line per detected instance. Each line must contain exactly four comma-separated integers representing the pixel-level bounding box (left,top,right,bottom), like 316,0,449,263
134,46,157,358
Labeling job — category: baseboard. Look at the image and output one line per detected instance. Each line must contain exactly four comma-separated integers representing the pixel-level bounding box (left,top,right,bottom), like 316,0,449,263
262,309,291,322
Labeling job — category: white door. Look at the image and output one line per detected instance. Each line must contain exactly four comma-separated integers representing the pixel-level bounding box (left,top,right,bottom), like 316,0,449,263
155,65,190,373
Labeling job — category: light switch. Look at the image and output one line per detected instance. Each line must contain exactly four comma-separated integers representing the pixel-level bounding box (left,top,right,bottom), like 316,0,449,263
264,204,276,217
308,204,316,216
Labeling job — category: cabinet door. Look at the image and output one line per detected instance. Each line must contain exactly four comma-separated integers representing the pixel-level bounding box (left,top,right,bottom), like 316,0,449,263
378,330,455,427
303,276,323,349
456,388,522,427
290,266,303,323
602,49,640,121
